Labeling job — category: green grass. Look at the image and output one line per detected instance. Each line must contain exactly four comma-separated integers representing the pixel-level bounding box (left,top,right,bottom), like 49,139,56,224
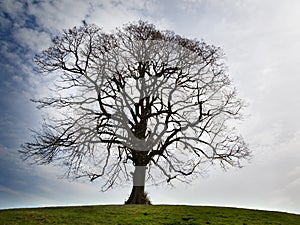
0,205,299,225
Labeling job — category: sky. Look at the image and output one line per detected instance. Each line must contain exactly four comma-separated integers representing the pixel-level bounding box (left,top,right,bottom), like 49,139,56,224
0,0,300,214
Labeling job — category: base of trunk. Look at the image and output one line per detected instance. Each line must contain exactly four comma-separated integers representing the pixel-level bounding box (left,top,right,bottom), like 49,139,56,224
125,186,151,205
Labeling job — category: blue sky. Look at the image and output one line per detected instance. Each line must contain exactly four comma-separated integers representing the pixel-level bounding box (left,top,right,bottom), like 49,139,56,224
1,0,300,214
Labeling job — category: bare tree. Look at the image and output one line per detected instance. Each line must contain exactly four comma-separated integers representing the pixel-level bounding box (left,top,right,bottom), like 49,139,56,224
21,21,250,204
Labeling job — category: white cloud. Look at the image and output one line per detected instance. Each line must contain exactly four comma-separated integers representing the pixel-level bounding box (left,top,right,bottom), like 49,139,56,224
0,0,26,28
27,0,89,32
0,0,23,16
13,28,51,52
25,0,158,33
83,0,159,31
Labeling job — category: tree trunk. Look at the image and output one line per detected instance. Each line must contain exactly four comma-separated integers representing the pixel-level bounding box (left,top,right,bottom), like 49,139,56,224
125,166,150,204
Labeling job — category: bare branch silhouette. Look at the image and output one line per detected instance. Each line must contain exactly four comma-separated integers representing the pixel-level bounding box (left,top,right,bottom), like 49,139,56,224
21,21,250,204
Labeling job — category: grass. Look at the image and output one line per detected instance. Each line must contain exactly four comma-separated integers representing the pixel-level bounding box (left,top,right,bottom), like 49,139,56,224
0,205,299,225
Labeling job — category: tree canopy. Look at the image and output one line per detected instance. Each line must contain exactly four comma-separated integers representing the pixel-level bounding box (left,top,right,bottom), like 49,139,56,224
21,21,250,204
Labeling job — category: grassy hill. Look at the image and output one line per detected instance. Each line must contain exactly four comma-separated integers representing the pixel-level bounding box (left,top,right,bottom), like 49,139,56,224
0,205,299,225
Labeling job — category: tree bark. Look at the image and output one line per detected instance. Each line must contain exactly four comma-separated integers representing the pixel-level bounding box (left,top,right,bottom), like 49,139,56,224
125,166,150,204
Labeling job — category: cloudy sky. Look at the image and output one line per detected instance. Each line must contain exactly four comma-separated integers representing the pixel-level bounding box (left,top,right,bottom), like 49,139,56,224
1,0,300,214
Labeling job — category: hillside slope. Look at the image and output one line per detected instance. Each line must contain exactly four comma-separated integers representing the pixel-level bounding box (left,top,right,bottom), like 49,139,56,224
0,205,299,225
